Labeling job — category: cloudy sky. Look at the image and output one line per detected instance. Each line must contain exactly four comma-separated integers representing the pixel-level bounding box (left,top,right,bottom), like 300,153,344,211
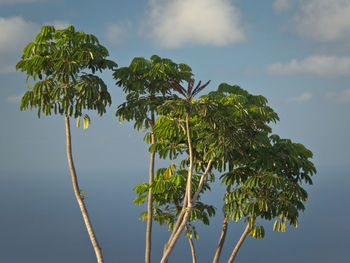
0,0,350,261
1,0,350,171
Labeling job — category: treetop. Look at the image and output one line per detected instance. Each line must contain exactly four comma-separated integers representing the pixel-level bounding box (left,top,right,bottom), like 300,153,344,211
16,25,117,118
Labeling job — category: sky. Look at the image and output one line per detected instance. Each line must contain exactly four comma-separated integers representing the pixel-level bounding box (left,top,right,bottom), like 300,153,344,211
0,0,350,262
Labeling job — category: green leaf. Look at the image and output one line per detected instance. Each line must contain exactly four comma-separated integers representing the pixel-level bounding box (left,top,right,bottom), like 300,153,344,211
76,116,80,128
83,114,90,130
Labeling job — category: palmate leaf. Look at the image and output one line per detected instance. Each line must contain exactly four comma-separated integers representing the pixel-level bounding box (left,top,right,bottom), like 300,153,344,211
216,125,315,239
134,164,215,234
16,25,117,120
114,55,192,133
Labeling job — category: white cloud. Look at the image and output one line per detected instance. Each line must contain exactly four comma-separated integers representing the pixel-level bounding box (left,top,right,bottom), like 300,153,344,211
0,17,70,75
268,55,350,77
143,0,245,48
0,16,38,53
7,93,24,103
104,22,132,46
288,92,312,103
325,89,350,103
293,0,350,42
273,0,291,13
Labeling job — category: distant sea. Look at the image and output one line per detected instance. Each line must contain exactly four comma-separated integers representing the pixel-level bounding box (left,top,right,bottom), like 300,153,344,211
0,166,348,262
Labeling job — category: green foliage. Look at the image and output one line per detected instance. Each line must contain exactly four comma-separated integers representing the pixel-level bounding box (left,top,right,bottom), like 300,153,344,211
133,166,215,237
151,81,315,241
221,134,316,237
16,25,117,118
76,114,91,129
185,225,199,240
114,55,192,131
152,83,279,172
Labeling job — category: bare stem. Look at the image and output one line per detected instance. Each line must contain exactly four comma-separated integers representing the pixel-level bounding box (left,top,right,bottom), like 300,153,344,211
145,115,155,263
160,161,212,263
185,112,193,207
227,224,250,263
185,225,197,263
213,185,231,263
65,116,104,263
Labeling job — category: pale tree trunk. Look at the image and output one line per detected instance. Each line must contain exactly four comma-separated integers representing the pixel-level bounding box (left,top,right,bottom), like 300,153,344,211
212,185,231,263
161,113,193,263
212,217,229,263
65,116,104,263
160,161,212,262
185,225,197,263
227,224,250,263
160,113,212,263
165,190,189,246
160,111,213,262
145,115,155,263
160,113,194,263
185,113,194,208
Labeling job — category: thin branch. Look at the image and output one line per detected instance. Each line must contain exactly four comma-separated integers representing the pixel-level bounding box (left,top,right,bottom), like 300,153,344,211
191,160,213,205
212,185,231,263
161,160,213,263
227,223,250,263
185,225,197,263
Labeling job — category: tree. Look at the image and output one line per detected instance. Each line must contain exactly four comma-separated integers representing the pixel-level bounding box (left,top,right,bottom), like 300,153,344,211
195,83,278,262
16,25,117,263
187,84,315,262
219,134,316,262
151,78,213,262
150,82,315,262
113,55,192,263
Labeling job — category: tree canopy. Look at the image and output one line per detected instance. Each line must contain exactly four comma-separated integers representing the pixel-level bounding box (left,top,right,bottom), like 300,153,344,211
143,81,316,262
16,32,317,262
17,25,117,119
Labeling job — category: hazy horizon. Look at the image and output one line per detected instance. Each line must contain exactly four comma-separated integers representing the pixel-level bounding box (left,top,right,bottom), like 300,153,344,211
0,165,348,262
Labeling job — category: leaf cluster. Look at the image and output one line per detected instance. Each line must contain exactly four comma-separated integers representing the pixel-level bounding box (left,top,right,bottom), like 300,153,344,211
133,167,215,234
221,135,316,237
16,25,117,118
150,81,315,240
114,55,192,130
152,83,279,171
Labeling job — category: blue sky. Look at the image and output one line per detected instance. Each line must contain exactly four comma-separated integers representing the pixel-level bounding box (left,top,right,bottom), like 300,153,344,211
1,1,350,262
1,0,350,172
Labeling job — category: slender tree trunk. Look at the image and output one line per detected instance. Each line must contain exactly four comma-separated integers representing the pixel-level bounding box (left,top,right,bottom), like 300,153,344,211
165,190,189,247
145,116,155,263
185,225,197,263
185,112,194,208
213,217,229,263
168,201,186,240
160,109,213,263
160,113,194,263
227,224,250,263
188,236,197,263
160,160,212,263
65,116,104,263
162,113,192,246
212,185,231,263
